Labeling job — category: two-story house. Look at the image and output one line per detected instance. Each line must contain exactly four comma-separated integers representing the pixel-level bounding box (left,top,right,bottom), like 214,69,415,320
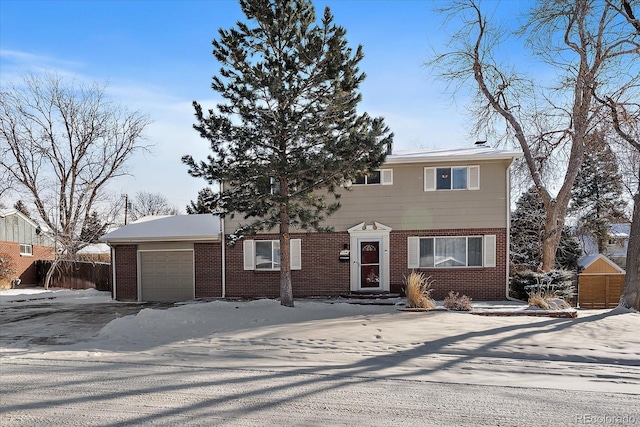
102,146,522,302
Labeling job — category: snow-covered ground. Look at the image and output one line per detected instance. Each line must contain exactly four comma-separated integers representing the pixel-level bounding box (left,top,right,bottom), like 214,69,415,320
1,288,639,426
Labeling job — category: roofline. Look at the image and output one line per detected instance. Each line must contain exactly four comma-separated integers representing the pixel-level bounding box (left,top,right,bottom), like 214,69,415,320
384,151,523,165
101,236,221,244
579,253,626,273
0,208,43,231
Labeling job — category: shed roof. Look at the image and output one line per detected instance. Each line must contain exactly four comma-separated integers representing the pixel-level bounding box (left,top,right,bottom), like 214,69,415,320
578,254,625,274
100,214,221,243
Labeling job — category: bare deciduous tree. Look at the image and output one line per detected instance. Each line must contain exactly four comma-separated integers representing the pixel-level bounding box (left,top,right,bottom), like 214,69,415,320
429,0,639,272
0,72,151,288
129,191,179,222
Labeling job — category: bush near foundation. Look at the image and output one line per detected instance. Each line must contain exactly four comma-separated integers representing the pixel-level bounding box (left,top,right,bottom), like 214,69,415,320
0,253,17,290
510,269,575,301
443,291,473,311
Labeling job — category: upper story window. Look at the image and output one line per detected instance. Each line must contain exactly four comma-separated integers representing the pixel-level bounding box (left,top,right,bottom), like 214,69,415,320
353,169,393,186
20,244,33,256
424,165,479,191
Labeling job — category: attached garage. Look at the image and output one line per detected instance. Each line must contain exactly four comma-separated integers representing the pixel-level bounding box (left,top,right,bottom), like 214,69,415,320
578,254,626,309
101,215,222,302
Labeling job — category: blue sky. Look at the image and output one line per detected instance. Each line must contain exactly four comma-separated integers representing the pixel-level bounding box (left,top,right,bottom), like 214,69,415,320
1,0,516,211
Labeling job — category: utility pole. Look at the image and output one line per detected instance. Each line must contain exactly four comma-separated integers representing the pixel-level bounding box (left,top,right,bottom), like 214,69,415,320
124,194,129,225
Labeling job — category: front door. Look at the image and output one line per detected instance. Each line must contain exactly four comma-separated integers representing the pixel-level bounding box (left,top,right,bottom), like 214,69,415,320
359,239,381,289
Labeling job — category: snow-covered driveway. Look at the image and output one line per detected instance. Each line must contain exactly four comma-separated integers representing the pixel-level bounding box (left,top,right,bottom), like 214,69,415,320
1,289,639,426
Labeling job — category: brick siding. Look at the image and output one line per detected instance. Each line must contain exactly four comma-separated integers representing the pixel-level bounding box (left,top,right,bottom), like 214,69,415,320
112,227,507,301
0,241,55,285
225,228,507,301
113,245,138,301
194,243,222,298
224,233,351,298
389,228,507,300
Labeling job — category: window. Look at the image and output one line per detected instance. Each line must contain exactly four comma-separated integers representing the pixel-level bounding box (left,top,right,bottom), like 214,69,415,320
424,165,479,191
408,235,496,268
353,169,393,185
255,240,280,270
20,244,33,256
244,239,302,271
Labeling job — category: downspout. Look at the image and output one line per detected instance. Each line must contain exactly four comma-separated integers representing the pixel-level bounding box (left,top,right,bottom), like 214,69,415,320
220,180,226,298
221,216,226,298
109,243,117,301
505,156,522,302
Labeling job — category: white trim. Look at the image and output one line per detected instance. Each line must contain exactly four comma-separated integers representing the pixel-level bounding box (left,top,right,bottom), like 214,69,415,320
408,235,493,268
424,167,436,191
468,165,480,190
111,246,116,301
424,165,480,191
243,240,256,270
579,254,626,274
353,169,393,186
290,238,302,270
19,243,33,256
347,222,392,292
380,169,393,185
484,235,496,268
243,238,302,271
407,236,420,269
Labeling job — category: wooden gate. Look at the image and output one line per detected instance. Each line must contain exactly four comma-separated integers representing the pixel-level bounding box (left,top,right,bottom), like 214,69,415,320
578,274,625,309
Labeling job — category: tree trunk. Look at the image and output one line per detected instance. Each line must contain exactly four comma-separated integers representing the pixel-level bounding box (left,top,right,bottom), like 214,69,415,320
620,183,640,310
279,194,294,307
44,257,60,290
540,201,566,272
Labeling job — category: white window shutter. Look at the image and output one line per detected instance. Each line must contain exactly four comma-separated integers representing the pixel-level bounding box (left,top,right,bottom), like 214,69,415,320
290,238,302,270
424,167,436,191
407,237,420,268
468,165,480,190
381,169,393,185
243,240,255,270
484,235,496,268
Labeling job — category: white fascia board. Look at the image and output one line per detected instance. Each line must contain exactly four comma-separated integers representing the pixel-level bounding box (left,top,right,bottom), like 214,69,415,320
384,150,523,165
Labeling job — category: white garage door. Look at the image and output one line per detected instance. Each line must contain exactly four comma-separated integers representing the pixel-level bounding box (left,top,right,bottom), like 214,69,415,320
139,250,194,302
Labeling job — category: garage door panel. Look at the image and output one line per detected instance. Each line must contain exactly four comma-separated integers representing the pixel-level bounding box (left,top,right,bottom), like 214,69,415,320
140,250,194,302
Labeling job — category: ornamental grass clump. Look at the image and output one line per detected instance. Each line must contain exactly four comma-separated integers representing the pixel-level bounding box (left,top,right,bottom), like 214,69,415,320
443,291,473,311
405,271,436,309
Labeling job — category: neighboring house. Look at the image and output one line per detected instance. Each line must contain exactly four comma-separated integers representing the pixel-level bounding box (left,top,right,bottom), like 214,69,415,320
101,146,522,302
0,209,56,285
576,223,630,269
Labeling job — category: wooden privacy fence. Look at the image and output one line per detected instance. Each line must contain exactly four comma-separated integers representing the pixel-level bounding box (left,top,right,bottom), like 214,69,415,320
35,260,111,292
578,274,625,309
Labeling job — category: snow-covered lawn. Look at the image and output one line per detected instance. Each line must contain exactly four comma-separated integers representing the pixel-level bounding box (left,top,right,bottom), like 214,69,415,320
1,288,639,426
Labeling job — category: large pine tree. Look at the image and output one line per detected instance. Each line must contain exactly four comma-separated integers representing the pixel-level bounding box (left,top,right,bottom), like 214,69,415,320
186,188,216,214
570,136,627,254
511,187,581,271
183,0,393,307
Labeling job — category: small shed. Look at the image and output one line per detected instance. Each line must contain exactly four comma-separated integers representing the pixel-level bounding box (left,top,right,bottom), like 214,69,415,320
577,254,626,309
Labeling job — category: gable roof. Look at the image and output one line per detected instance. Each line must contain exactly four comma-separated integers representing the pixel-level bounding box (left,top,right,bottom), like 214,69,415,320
385,147,523,164
0,208,42,230
578,254,625,274
100,214,221,243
